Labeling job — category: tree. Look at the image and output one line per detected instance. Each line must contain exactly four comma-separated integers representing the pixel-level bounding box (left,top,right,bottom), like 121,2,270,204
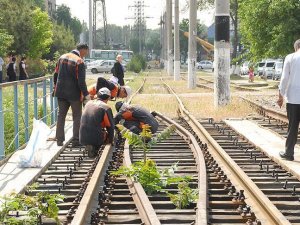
145,29,161,57
239,0,300,60
196,0,240,59
28,8,53,58
130,38,141,54
55,5,83,42
33,0,45,10
179,19,208,61
45,23,76,60
0,0,35,55
0,29,13,56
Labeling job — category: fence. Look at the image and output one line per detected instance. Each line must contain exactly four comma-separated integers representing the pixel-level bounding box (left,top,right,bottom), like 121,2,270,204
0,75,58,159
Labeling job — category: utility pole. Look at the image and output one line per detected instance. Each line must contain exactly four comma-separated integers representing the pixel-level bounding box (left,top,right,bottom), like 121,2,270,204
214,0,230,107
174,0,180,81
188,0,197,89
89,0,93,53
163,12,168,71
166,0,173,76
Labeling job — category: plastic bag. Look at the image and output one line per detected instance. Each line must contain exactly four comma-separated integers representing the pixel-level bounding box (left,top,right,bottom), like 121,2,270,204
18,119,51,168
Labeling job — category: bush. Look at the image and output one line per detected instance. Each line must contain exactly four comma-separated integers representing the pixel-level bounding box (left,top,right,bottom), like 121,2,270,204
127,55,147,73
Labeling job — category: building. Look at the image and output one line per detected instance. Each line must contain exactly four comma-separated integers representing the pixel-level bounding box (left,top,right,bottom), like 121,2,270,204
45,0,56,17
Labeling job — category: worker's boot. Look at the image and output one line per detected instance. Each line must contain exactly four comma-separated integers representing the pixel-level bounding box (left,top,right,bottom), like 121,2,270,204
86,145,97,158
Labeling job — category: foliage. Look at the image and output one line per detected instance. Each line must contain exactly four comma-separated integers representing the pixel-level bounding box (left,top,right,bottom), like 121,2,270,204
0,184,64,224
0,1,53,58
54,4,83,42
117,124,176,163
28,8,53,59
0,29,13,56
179,19,208,61
45,23,76,60
145,29,161,57
239,0,300,60
127,55,147,73
167,181,198,209
113,159,163,194
114,124,197,208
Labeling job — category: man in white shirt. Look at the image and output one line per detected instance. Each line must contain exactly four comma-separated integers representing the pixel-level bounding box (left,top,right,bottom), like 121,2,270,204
277,39,300,161
0,56,4,83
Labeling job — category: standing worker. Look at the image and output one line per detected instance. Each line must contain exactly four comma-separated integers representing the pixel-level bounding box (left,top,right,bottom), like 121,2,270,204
53,43,91,147
278,39,300,161
19,57,29,80
112,55,125,86
6,56,17,82
80,88,114,157
0,55,4,83
114,102,159,135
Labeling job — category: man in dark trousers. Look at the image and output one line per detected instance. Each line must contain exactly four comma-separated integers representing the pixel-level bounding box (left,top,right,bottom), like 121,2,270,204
54,43,91,147
114,102,159,135
80,88,114,158
112,54,125,86
6,56,17,82
19,56,29,80
278,39,300,161
88,77,131,100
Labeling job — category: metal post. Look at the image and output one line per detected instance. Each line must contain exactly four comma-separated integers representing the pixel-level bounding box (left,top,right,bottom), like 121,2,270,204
163,12,168,71
188,0,197,89
89,0,93,54
33,83,38,119
174,0,180,81
49,78,54,125
24,83,29,142
0,87,4,158
43,80,47,124
14,84,19,149
167,0,173,76
214,0,231,107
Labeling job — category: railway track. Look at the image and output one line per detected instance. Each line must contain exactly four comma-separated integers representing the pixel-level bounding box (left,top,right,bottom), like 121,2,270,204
162,79,298,225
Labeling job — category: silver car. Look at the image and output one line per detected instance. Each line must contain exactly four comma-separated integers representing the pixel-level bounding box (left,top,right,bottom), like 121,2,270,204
88,60,115,74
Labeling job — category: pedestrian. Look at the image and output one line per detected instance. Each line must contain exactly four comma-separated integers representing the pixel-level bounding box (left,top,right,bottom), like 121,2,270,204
80,87,114,158
114,102,159,135
6,56,17,82
88,77,131,100
277,39,300,161
248,66,254,82
112,54,125,86
53,43,91,147
0,56,4,83
19,56,29,80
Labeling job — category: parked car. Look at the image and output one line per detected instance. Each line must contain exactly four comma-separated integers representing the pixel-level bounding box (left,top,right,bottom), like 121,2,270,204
87,60,115,74
257,61,266,76
263,61,276,79
196,60,213,70
240,61,250,75
272,61,283,80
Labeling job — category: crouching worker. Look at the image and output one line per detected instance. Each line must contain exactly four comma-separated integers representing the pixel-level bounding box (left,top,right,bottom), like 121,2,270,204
79,88,114,158
114,102,159,135
88,77,132,100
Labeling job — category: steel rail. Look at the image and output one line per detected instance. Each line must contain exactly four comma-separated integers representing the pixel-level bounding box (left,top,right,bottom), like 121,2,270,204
123,141,162,225
154,112,208,225
71,144,112,225
162,79,291,225
241,96,288,123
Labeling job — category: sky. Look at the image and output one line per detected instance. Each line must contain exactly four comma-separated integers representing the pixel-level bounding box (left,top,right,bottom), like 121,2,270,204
56,0,214,29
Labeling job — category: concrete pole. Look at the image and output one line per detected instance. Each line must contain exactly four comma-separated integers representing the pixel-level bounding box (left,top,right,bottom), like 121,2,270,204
214,0,231,107
89,0,93,54
163,12,168,71
174,0,180,81
188,0,197,89
167,0,173,76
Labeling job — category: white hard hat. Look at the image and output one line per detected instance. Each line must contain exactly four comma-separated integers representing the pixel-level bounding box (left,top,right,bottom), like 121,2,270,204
123,86,132,97
97,87,111,99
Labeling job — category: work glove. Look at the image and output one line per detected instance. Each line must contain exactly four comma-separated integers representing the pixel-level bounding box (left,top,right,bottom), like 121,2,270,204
83,95,91,106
